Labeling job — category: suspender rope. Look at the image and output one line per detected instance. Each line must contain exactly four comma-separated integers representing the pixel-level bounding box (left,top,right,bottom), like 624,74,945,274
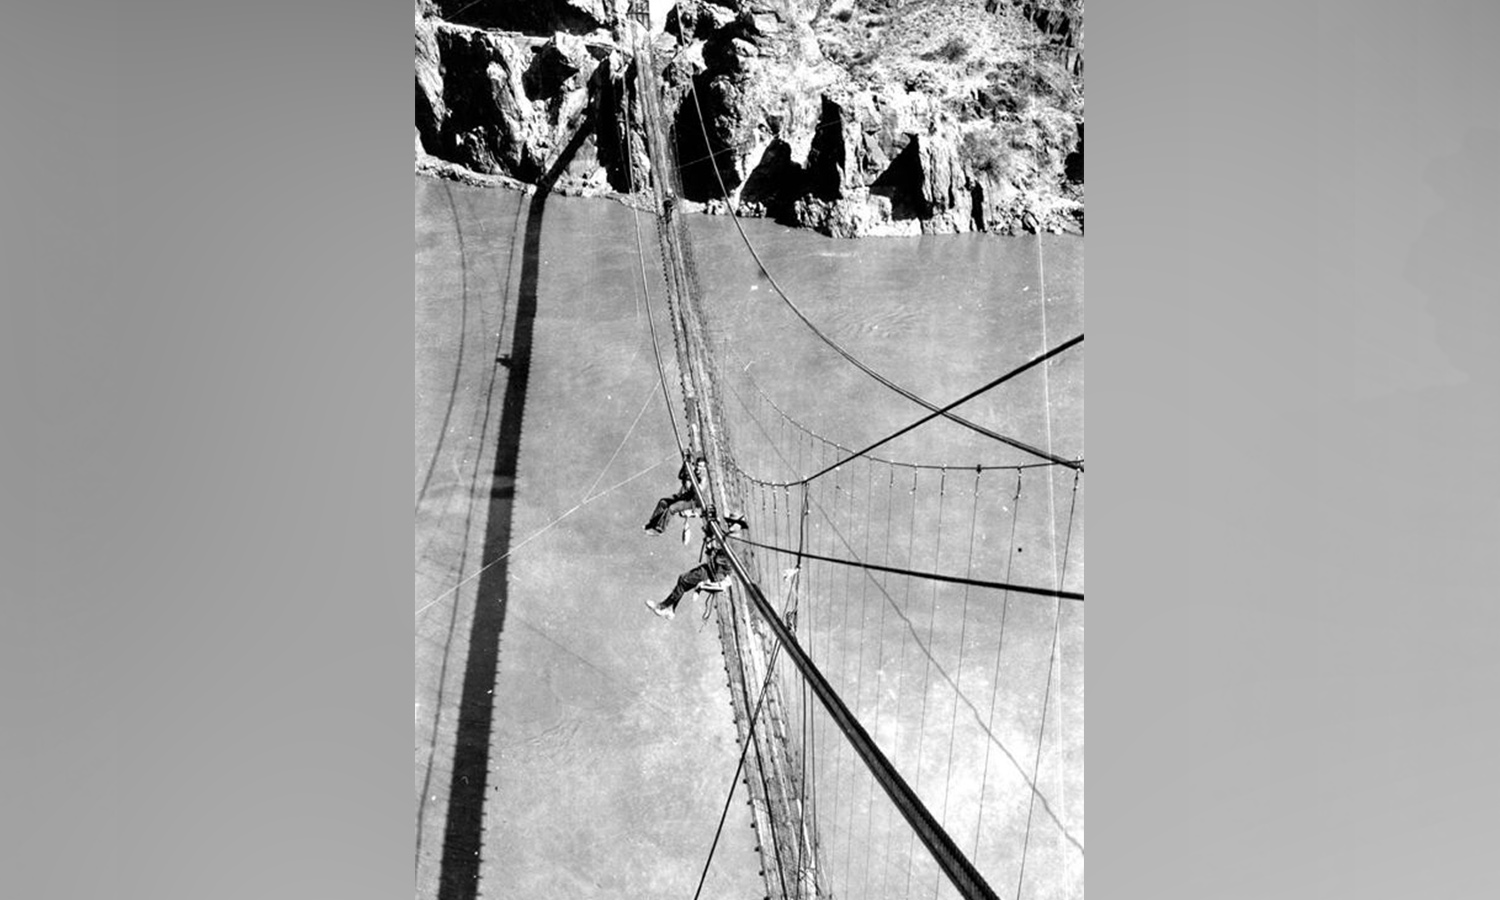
703,514,1003,900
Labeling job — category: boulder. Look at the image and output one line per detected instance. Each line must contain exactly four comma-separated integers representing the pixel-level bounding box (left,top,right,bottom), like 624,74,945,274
524,32,592,99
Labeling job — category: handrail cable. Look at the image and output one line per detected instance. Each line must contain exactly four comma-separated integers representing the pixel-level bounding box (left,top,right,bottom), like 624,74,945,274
701,512,1002,900
628,33,1037,900
690,601,796,900
728,534,1083,601
627,31,805,897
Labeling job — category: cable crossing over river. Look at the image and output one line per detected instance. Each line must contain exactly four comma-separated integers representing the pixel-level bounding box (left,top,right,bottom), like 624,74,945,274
620,9,1084,900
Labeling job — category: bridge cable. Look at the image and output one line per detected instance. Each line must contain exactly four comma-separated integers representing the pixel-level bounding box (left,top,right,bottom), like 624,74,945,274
730,556,793,900
974,470,1025,860
845,462,877,895
829,467,853,889
626,53,767,895
681,77,1092,870
882,466,921,897
635,43,1011,899
630,45,817,897
793,482,815,886
689,596,796,900
673,111,847,175
1014,468,1082,898
683,78,1082,471
861,466,898,895
622,68,687,458
700,507,1003,900
796,334,1083,486
726,535,1083,602
938,467,985,894
739,365,1061,474
905,467,948,899
718,349,1062,491
843,466,866,889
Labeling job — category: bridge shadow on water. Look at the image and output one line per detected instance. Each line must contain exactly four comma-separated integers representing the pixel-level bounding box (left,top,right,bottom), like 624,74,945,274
436,126,593,900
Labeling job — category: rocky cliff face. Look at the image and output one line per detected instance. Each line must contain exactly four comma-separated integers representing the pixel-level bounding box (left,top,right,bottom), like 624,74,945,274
415,3,632,193
415,0,1084,235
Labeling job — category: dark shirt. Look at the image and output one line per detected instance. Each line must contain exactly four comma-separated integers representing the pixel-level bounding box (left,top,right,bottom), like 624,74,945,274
677,461,707,498
706,549,731,580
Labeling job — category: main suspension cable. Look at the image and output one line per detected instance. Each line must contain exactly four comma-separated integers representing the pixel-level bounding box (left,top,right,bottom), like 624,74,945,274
684,77,1082,470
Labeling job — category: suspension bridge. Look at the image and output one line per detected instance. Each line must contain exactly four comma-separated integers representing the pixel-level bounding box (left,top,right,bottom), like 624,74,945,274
415,7,1084,900
611,7,1084,899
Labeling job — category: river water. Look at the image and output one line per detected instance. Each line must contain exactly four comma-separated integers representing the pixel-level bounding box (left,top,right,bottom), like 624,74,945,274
414,175,1083,900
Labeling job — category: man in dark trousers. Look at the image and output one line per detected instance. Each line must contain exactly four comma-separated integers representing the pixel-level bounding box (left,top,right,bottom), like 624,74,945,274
645,511,748,620
643,453,709,534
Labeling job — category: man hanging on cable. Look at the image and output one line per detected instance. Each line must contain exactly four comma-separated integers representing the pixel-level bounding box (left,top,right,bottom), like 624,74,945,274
643,452,709,535
645,510,748,620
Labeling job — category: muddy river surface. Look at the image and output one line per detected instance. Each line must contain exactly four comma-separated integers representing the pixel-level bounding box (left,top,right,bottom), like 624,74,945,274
415,176,1083,900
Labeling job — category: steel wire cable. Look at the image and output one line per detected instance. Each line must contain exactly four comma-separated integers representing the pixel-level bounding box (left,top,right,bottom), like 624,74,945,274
683,78,1082,471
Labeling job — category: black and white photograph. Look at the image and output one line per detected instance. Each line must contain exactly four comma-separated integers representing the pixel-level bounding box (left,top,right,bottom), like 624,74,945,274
16,3,1500,900
414,2,1083,898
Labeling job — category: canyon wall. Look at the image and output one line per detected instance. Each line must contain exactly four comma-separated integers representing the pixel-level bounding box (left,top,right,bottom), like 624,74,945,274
416,0,1084,235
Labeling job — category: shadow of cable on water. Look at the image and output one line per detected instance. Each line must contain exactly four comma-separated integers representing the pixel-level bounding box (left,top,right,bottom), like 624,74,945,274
436,124,594,900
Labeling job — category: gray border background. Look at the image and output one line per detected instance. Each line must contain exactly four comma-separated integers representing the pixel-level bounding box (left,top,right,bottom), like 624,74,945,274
3,2,1497,896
